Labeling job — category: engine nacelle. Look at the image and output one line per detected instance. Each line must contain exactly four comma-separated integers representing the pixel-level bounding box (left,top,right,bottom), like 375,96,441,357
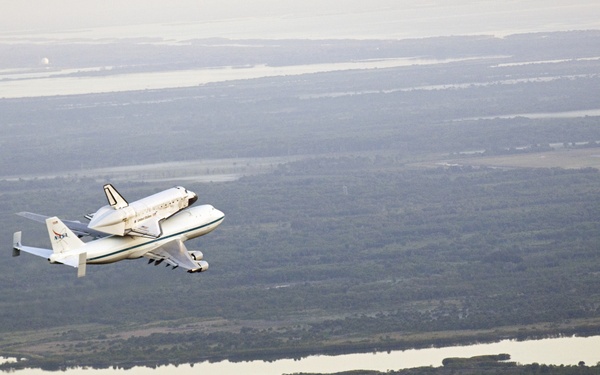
188,260,209,273
189,251,204,261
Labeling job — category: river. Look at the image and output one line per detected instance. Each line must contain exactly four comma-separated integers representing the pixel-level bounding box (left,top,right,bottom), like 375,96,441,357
2,1,599,99
0,56,494,99
6,335,600,374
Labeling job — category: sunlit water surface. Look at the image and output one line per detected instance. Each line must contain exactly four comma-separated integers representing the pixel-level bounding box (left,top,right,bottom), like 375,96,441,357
6,336,600,375
0,57,494,99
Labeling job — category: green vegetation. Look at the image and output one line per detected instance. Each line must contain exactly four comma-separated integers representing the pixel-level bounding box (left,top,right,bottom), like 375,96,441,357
0,31,600,371
2,32,600,177
2,160,600,370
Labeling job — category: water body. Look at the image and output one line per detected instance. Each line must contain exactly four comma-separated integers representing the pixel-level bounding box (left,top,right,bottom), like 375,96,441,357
8,336,600,375
2,2,599,99
4,56,597,100
300,72,600,100
2,3,599,374
0,56,490,99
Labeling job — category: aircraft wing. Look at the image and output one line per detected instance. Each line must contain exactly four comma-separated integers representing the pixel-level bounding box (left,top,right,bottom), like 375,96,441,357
17,212,108,239
145,239,208,273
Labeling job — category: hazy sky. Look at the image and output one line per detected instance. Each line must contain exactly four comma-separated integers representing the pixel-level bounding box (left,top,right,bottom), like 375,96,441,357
2,1,600,39
1,0,388,32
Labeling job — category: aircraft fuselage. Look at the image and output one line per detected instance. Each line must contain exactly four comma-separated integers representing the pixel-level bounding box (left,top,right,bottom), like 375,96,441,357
81,204,223,265
88,186,198,238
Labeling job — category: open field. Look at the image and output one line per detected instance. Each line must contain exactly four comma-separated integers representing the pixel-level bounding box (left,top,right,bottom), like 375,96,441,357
6,147,600,185
421,148,600,170
2,156,301,183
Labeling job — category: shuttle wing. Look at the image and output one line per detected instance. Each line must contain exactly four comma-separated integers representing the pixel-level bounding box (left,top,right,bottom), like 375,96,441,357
17,212,108,239
145,239,208,273
130,218,163,238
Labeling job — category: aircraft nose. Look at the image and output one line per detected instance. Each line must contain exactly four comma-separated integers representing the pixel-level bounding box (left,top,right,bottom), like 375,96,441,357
214,208,225,220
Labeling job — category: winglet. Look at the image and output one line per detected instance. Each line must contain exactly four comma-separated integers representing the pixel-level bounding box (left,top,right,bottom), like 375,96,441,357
103,184,128,209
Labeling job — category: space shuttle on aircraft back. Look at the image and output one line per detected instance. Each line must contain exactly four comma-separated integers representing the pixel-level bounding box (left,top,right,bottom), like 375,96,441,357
87,184,198,238
14,184,223,277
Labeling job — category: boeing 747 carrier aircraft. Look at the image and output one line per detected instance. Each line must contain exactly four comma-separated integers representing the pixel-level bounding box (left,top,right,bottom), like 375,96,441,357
13,185,224,277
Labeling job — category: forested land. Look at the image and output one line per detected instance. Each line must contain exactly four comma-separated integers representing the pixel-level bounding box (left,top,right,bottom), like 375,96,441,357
1,31,600,370
2,31,600,176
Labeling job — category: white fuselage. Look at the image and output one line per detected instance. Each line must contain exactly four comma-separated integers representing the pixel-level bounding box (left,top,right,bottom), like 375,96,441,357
79,205,224,264
88,186,198,237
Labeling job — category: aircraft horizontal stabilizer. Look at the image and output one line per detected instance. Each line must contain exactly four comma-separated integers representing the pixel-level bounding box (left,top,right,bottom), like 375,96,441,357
48,251,88,277
12,231,53,259
13,229,88,277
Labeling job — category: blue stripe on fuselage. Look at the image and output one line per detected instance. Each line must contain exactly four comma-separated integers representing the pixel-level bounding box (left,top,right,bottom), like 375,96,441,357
88,215,224,262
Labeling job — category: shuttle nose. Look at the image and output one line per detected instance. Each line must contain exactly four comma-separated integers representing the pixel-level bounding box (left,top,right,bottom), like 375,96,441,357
188,192,198,206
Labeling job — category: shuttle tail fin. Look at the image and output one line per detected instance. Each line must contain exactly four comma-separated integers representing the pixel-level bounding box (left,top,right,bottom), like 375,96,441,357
103,184,128,209
45,217,85,254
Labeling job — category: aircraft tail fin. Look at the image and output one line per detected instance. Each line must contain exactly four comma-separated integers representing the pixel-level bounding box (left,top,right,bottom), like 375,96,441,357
46,217,85,254
103,184,128,209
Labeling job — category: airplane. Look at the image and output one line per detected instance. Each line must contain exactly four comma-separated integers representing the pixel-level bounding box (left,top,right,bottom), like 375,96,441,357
13,204,225,277
86,184,199,238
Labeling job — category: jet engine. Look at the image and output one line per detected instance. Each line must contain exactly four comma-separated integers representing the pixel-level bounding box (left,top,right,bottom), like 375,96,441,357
189,251,204,261
188,260,209,273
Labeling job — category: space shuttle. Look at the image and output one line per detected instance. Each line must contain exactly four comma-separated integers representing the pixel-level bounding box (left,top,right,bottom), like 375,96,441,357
87,184,198,238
